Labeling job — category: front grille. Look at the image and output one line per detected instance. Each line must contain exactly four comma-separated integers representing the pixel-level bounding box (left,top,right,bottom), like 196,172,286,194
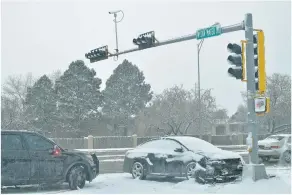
223,158,241,165
211,158,242,177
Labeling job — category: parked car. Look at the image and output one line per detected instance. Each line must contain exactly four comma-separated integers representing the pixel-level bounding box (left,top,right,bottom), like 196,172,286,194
123,136,244,183
1,130,99,190
258,134,291,163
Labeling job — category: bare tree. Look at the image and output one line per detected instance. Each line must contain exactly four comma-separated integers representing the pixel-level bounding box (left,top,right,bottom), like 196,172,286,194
2,73,34,108
1,73,35,129
135,85,218,136
266,73,291,132
236,73,291,133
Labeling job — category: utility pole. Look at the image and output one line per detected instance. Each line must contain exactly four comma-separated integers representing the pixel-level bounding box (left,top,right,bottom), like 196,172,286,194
197,39,204,135
196,22,219,135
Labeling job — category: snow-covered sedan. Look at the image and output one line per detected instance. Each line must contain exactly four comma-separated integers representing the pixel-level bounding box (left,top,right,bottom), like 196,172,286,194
258,134,291,163
123,136,244,183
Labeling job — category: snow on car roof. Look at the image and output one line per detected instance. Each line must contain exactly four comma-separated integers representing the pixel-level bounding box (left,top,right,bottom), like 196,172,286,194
164,136,220,152
274,134,291,137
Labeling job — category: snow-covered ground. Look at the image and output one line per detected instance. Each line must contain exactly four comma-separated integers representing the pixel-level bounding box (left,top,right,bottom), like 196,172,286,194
4,166,290,194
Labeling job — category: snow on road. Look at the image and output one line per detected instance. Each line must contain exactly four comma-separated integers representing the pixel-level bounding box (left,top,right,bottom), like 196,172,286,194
29,167,290,194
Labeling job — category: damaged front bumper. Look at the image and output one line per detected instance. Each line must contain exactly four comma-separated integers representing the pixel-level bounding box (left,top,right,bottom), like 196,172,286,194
198,158,243,183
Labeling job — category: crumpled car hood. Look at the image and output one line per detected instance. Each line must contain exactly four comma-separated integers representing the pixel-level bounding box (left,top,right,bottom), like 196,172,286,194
195,149,242,160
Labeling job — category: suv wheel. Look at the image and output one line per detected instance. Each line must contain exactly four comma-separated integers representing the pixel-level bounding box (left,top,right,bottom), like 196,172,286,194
68,166,86,190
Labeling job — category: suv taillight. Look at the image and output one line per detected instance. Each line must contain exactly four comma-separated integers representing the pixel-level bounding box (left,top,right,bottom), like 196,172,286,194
53,145,62,156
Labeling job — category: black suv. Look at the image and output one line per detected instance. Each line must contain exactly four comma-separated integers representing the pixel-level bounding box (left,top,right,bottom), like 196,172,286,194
1,130,99,190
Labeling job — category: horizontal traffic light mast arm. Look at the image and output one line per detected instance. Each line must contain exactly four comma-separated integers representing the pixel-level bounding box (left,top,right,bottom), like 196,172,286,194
108,22,244,57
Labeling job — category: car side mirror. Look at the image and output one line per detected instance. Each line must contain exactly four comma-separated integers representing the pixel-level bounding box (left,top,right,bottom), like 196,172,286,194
174,148,184,153
48,148,54,154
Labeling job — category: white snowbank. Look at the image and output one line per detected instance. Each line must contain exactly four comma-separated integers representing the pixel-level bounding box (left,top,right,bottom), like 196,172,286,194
13,167,291,194
64,167,291,194
172,173,291,194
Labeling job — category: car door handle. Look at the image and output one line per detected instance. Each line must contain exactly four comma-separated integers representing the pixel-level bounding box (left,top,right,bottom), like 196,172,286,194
32,153,40,157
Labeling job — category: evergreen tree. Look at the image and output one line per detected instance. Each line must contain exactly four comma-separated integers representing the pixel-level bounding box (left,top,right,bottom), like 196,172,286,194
55,60,103,131
103,60,152,135
25,75,56,131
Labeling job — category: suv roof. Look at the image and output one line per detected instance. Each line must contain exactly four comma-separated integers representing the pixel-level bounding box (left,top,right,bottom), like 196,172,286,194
1,130,38,134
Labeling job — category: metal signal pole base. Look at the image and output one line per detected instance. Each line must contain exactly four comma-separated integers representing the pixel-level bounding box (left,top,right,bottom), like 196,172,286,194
243,164,269,181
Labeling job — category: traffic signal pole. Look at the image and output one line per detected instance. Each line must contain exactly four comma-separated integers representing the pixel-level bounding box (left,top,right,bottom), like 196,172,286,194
244,13,268,181
86,13,269,181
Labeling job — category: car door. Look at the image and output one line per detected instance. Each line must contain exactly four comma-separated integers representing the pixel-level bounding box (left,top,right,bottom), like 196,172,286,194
140,139,185,175
22,133,65,184
162,139,186,176
1,133,31,186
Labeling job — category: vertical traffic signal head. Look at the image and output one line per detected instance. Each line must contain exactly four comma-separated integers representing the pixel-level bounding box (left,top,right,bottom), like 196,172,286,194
253,31,266,93
254,31,266,93
227,43,244,80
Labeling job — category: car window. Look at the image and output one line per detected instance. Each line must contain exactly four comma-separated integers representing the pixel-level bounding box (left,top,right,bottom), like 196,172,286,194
23,134,54,151
266,135,285,141
1,134,23,150
288,137,291,143
138,139,182,150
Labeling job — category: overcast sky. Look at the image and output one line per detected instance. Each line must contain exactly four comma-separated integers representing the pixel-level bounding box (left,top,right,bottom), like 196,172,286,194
1,0,291,116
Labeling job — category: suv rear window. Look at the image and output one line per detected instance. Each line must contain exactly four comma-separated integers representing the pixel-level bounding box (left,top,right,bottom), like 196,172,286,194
1,134,23,150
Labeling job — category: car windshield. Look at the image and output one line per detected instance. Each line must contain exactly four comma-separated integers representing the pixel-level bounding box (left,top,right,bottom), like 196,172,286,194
169,137,220,153
265,135,285,141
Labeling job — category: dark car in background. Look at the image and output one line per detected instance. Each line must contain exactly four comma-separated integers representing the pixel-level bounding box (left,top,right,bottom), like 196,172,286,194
1,130,99,190
123,136,244,184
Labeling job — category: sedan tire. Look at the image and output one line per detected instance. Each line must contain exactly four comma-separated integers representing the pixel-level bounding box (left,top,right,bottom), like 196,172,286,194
283,150,291,164
185,162,197,180
131,162,146,180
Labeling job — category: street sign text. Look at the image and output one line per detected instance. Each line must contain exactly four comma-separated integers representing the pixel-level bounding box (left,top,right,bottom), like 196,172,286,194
196,25,222,40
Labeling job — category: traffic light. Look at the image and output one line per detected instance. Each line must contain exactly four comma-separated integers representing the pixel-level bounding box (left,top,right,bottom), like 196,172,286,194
253,31,266,93
227,42,246,81
133,31,156,49
85,45,109,63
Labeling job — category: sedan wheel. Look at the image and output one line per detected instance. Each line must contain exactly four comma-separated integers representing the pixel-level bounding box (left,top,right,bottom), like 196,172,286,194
283,151,291,163
131,162,146,180
185,162,197,180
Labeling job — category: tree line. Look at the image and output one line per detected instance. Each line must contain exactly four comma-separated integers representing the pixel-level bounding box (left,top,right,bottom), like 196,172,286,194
1,59,291,137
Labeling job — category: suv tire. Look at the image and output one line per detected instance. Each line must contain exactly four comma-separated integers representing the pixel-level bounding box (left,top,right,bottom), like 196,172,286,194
68,166,86,190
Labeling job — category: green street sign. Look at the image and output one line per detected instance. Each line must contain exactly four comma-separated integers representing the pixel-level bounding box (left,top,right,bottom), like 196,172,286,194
196,24,222,40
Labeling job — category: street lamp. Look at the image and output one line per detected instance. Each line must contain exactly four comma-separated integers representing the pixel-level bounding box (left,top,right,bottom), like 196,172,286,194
197,22,219,136
109,10,124,60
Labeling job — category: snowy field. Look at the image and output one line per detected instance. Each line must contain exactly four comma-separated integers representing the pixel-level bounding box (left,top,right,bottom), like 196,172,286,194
2,166,291,194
